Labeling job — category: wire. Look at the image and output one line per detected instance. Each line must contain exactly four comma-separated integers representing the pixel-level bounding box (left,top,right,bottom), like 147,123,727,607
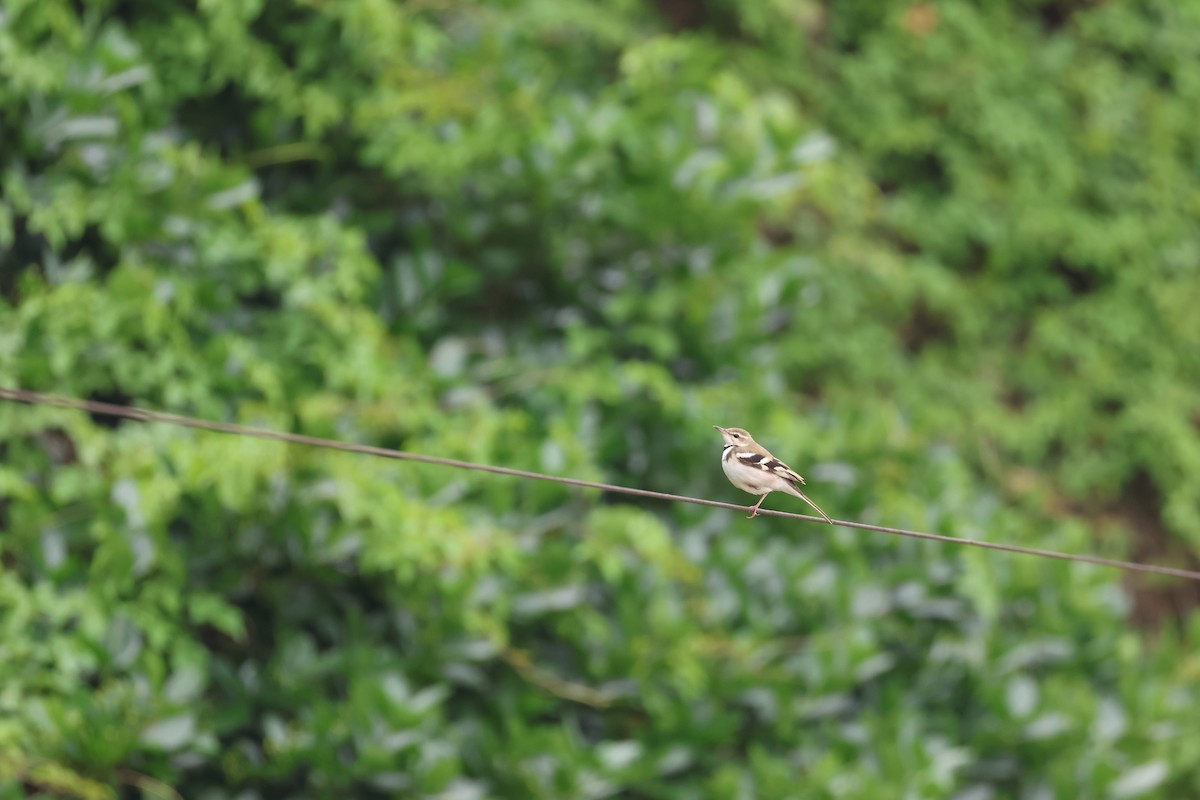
3,386,1199,582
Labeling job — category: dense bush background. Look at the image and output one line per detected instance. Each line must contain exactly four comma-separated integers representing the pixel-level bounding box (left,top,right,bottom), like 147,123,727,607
3,0,1199,797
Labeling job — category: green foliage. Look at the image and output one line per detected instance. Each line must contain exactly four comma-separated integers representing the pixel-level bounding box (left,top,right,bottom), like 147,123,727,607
2,0,1199,797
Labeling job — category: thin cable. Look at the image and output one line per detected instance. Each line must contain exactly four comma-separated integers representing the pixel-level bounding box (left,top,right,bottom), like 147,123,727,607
3,386,1198,582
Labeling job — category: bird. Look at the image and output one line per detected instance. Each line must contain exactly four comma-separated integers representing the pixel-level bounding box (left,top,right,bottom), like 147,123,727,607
713,425,834,524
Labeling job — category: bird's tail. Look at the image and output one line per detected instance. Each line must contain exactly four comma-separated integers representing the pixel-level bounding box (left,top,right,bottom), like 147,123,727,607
789,484,834,525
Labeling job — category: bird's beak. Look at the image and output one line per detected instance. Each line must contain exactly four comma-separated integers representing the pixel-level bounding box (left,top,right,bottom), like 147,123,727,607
713,425,725,433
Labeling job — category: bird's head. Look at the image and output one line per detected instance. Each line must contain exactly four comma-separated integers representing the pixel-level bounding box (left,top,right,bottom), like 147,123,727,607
713,425,755,447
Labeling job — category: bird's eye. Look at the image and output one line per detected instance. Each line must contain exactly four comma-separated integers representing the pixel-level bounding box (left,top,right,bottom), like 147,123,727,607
732,433,740,439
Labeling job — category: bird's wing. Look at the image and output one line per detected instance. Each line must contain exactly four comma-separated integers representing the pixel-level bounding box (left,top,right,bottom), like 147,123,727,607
734,450,806,485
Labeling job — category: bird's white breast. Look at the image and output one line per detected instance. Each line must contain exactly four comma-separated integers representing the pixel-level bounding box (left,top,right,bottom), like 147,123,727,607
722,453,782,495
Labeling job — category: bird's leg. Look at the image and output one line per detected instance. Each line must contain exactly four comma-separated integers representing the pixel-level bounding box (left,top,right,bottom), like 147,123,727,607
747,495,768,519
